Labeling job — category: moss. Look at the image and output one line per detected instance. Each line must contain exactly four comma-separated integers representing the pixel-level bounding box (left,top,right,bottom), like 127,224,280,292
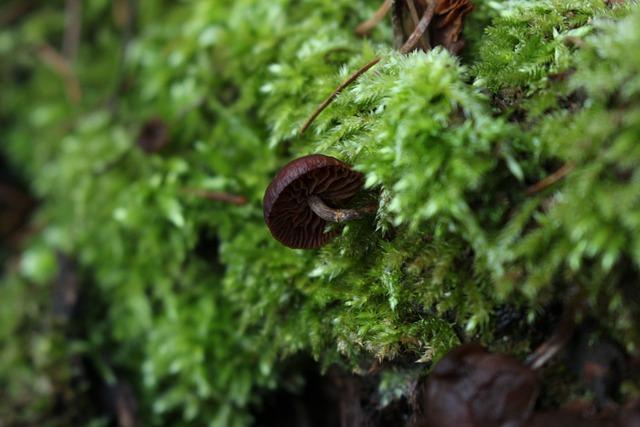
2,0,640,425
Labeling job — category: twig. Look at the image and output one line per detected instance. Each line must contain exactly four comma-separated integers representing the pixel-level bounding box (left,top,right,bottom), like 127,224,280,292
36,44,82,103
182,188,248,206
300,0,437,134
399,0,436,54
525,162,575,196
299,56,381,134
391,0,406,48
404,0,431,51
355,0,393,36
63,0,82,61
525,300,579,371
108,0,137,114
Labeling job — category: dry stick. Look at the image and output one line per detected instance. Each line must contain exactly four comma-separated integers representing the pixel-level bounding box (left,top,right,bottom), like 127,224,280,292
391,0,406,48
63,0,82,61
355,0,393,36
398,0,436,54
108,0,137,114
406,0,421,25
525,301,579,371
36,44,82,103
299,56,381,134
182,188,248,206
299,0,436,134
525,162,575,196
405,0,431,51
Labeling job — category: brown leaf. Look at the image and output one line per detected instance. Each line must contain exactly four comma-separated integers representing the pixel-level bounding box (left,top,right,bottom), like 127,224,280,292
416,344,538,427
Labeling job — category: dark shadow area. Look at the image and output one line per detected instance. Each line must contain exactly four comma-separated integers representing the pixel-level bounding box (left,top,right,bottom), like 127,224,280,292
0,151,36,267
252,356,412,427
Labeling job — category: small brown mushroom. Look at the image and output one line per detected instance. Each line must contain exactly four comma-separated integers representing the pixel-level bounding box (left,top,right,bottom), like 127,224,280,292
263,154,375,249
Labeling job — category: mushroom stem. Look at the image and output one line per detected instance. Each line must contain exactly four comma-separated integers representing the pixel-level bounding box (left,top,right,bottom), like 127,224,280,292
308,195,376,223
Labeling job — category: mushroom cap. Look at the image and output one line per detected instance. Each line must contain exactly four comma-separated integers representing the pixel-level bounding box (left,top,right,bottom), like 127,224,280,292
263,154,364,249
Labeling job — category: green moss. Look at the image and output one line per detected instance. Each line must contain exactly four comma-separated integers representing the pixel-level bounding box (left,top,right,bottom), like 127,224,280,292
2,0,640,425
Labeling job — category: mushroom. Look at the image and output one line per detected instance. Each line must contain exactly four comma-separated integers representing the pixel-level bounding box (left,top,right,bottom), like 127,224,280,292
263,154,376,249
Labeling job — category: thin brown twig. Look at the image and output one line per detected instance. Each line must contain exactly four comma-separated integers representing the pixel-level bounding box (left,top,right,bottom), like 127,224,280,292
36,44,82,103
405,0,431,51
399,0,436,54
299,56,381,134
406,0,420,24
182,188,248,206
63,0,82,61
355,0,393,36
525,290,583,370
391,0,405,48
299,0,436,134
525,162,575,196
108,0,137,115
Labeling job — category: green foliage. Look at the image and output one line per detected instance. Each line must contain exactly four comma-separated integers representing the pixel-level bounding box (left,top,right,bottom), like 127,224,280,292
0,248,93,426
2,0,640,425
471,0,630,120
474,0,601,92
496,6,640,343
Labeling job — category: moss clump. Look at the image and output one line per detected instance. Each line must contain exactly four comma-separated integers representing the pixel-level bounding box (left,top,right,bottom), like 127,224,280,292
1,0,640,425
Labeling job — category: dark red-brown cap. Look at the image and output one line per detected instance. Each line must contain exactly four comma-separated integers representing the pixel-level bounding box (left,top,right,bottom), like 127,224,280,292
263,154,364,249
137,118,169,153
